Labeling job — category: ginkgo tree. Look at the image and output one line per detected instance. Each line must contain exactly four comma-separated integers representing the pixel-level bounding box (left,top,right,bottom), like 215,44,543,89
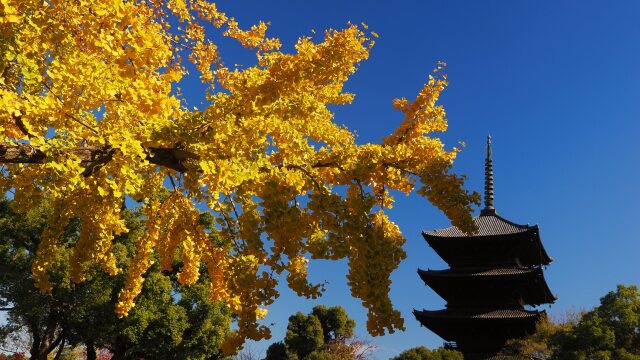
0,0,479,353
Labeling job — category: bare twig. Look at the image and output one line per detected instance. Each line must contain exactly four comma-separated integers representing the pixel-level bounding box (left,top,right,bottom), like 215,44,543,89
168,174,178,191
64,112,99,134
285,164,322,192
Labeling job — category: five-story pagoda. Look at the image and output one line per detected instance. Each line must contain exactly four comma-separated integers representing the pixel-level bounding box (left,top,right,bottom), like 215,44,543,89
413,137,556,359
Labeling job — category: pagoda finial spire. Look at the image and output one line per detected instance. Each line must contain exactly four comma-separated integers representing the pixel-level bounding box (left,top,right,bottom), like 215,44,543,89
482,135,495,215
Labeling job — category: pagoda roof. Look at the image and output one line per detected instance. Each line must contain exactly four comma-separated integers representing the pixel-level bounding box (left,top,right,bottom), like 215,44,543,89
414,308,542,320
419,267,534,277
421,215,552,267
418,267,556,307
414,308,544,355
423,212,536,238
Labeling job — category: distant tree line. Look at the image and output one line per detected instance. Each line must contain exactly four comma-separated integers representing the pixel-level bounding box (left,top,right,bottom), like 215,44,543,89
499,284,639,360
390,346,462,360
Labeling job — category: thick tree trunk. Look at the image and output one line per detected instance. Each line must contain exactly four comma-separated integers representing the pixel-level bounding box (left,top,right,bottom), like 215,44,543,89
28,315,64,360
109,339,128,360
52,337,65,360
86,341,97,360
34,314,59,360
28,328,40,360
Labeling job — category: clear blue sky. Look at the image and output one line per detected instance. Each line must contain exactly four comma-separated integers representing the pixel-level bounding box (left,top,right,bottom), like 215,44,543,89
185,1,640,358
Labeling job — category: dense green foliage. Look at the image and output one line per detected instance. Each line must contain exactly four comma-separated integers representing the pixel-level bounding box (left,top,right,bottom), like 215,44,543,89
0,198,232,360
500,285,640,360
311,306,356,343
284,312,325,359
552,285,639,360
265,305,360,360
264,342,289,360
390,346,462,360
499,316,565,360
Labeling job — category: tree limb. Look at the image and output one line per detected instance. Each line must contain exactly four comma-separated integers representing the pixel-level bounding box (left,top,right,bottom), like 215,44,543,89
44,329,65,356
0,141,354,181
13,114,32,138
53,336,66,360
0,142,196,174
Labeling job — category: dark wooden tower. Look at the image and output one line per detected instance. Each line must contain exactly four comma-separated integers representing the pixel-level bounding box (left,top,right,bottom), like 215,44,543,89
413,136,555,359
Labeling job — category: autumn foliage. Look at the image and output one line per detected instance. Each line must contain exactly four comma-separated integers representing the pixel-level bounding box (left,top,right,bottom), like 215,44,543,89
0,0,479,352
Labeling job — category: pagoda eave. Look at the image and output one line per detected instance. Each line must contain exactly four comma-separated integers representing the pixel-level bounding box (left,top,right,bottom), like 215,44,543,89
413,309,544,351
422,228,552,267
421,225,538,241
422,213,537,238
413,308,544,321
417,267,556,307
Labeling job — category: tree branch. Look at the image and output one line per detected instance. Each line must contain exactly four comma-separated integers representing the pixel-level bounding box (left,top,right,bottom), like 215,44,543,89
285,164,323,191
0,142,196,174
53,336,66,360
44,330,65,356
1,142,347,178
13,114,33,138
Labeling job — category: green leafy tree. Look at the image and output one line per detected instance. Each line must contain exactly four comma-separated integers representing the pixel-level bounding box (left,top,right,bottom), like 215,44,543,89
499,314,581,360
284,312,325,359
498,285,639,360
0,198,232,360
266,305,366,360
390,346,462,360
551,285,640,360
306,352,332,360
311,306,356,342
0,198,70,360
175,281,235,359
265,342,289,360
